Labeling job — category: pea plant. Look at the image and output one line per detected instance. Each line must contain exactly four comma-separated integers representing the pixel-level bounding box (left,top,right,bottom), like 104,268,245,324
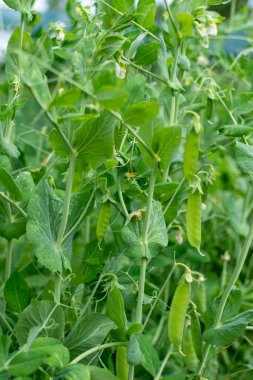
1,0,253,379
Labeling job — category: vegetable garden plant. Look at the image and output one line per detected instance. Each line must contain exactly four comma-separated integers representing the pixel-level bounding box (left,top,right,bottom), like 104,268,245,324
0,0,253,378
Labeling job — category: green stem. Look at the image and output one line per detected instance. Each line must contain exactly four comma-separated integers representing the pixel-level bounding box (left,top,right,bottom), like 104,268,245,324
70,342,126,364
154,345,173,380
230,0,236,28
0,192,27,218
198,220,253,376
5,240,13,281
128,161,158,380
117,168,129,221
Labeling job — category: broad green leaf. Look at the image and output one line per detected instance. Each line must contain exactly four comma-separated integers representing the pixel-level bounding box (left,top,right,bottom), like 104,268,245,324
234,92,253,115
23,63,52,108
177,12,194,38
235,142,253,175
64,313,116,359
123,100,159,126
111,0,127,12
49,129,70,158
122,201,168,258
36,31,54,74
54,364,90,379
96,86,129,110
4,272,30,313
27,180,72,273
5,29,34,83
136,0,156,28
203,310,253,346
0,167,22,201
15,172,34,201
15,300,65,346
106,287,127,341
90,366,118,380
98,35,126,60
127,334,144,366
31,338,69,369
0,334,11,367
133,42,160,66
73,113,116,168
152,126,182,170
7,351,45,377
51,88,81,108
0,130,20,159
218,124,252,137
139,335,160,376
0,199,26,240
3,0,33,17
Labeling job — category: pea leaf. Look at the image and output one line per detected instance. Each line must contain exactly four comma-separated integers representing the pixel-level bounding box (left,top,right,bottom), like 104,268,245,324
96,86,129,110
3,0,33,18
27,180,72,273
235,142,253,175
136,0,156,28
203,310,253,346
30,338,70,369
152,126,182,170
15,300,65,346
73,113,116,168
177,12,194,38
234,92,253,115
0,334,11,367
15,172,34,201
51,88,81,108
138,335,160,376
0,167,22,201
0,200,26,240
49,129,70,158
123,100,159,126
90,366,118,380
7,351,45,377
54,364,90,379
133,42,160,66
4,272,30,313
122,201,168,258
127,334,144,366
64,313,116,360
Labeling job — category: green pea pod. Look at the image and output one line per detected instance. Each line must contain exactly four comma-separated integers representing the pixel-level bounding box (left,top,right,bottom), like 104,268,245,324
116,346,128,380
96,201,111,244
186,189,201,251
195,282,206,315
183,128,199,184
191,310,203,360
183,324,198,371
168,273,191,353
206,96,213,120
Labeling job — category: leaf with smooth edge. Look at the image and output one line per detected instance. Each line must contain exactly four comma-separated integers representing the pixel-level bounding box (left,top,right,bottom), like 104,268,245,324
15,172,34,201
203,310,253,346
218,124,252,137
15,300,65,346
96,86,128,110
137,0,156,28
0,200,26,240
152,126,182,170
134,42,160,66
127,334,144,366
0,334,11,367
27,180,72,273
0,167,22,201
4,272,30,313
30,338,69,369
123,100,159,127
90,366,118,380
122,201,168,258
73,113,115,169
234,92,253,115
139,335,160,376
111,0,127,12
64,313,116,359
54,364,90,379
7,351,45,377
177,12,194,38
235,142,253,175
49,129,70,158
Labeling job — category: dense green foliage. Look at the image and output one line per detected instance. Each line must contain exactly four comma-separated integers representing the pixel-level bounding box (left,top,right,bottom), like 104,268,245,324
0,0,253,379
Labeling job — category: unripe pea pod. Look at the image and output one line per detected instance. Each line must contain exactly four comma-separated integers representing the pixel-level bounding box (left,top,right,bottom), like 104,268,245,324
96,201,111,244
195,281,206,315
116,346,128,380
168,271,192,354
183,127,200,184
190,309,203,360
186,189,201,251
183,323,198,371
